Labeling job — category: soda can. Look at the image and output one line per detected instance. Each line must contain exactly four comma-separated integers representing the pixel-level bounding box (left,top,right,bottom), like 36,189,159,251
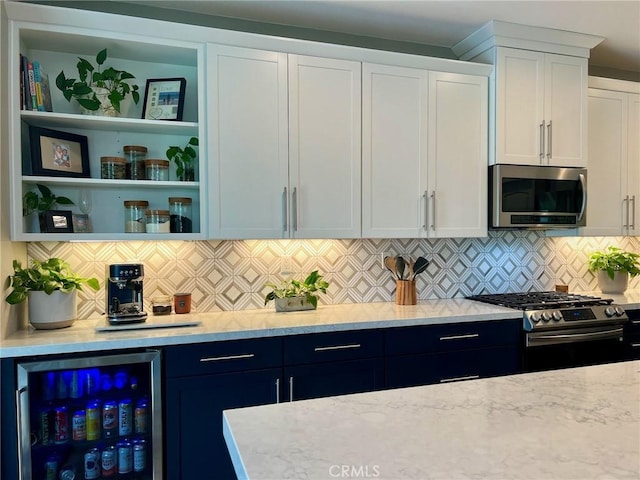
101,446,116,477
116,439,133,474
133,438,146,472
86,401,101,441
58,464,75,480
102,400,117,438
69,370,83,399
118,398,132,436
72,410,86,441
42,372,55,401
44,455,58,480
134,398,148,434
39,407,51,445
53,406,69,444
84,448,100,480
56,371,70,399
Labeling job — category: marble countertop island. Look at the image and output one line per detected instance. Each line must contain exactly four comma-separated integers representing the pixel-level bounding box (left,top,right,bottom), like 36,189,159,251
223,361,640,480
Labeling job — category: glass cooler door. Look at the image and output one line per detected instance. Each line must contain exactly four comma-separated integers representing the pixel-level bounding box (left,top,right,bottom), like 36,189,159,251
16,350,162,480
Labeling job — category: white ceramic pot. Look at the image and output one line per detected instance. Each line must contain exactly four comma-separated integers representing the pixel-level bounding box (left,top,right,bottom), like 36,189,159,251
596,270,628,294
79,87,117,117
274,297,316,312
28,290,77,329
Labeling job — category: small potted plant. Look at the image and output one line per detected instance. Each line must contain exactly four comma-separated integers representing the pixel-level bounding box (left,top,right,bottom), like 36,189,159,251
166,136,198,181
588,246,640,294
5,258,100,329
56,48,140,116
23,184,74,233
264,270,329,312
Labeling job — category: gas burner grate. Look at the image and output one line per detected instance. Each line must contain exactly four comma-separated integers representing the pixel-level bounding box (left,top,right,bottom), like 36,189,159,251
467,291,613,310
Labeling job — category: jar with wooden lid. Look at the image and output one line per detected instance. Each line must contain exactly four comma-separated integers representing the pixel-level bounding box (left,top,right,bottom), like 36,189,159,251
101,156,127,179
144,159,170,181
124,200,148,233
168,197,193,233
145,209,171,233
123,145,147,180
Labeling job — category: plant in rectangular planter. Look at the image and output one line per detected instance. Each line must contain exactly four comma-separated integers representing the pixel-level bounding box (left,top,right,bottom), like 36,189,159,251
264,270,329,312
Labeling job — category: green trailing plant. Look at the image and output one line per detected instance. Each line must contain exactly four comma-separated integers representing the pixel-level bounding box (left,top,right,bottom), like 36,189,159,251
166,137,198,180
264,270,329,308
5,257,100,305
56,48,140,113
23,184,74,216
588,246,640,280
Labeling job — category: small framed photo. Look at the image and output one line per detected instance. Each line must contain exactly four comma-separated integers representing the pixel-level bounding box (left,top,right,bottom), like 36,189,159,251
28,126,90,178
72,213,91,233
40,210,74,233
141,77,186,121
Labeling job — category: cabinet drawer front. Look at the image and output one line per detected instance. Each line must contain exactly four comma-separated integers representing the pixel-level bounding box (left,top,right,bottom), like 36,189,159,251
385,320,520,355
284,330,384,365
165,337,282,378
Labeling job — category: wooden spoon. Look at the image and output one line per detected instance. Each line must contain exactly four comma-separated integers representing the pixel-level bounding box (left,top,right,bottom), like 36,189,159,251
384,256,398,279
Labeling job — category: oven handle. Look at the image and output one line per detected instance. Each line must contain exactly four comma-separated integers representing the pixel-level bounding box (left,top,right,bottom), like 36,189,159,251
526,327,623,347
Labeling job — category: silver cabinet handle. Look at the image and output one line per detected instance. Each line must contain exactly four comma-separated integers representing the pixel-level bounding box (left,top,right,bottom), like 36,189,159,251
631,343,640,348
624,195,630,229
275,378,280,404
289,376,294,402
292,187,298,232
539,121,545,163
430,191,436,231
440,375,480,383
577,173,587,222
423,191,429,231
17,386,29,480
199,353,255,362
546,121,552,161
439,333,479,341
314,343,361,352
282,187,288,235
631,195,636,230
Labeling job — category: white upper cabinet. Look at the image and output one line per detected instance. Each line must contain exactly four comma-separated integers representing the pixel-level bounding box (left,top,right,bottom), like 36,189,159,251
495,47,587,167
362,64,487,238
582,81,640,236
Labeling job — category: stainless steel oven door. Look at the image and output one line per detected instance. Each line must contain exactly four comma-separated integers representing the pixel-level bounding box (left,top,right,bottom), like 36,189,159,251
525,325,624,347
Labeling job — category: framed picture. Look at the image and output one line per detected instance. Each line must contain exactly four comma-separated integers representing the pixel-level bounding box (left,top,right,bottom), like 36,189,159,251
28,126,90,178
141,77,186,121
72,213,91,233
39,210,74,233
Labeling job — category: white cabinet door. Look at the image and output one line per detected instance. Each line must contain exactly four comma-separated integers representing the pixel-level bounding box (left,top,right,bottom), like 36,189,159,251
428,72,488,238
362,63,428,238
288,55,361,238
627,94,640,235
207,45,289,239
582,89,627,236
495,47,545,166
544,54,588,167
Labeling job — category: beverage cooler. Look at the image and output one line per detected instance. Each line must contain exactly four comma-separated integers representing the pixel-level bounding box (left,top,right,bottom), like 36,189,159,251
16,350,162,480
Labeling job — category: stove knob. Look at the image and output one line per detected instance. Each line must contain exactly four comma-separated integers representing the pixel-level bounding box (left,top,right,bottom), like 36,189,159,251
541,312,552,322
552,311,563,322
615,306,625,316
604,306,616,317
529,313,541,323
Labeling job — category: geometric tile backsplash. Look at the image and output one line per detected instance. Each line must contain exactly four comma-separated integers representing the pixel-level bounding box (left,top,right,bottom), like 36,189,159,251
27,232,640,319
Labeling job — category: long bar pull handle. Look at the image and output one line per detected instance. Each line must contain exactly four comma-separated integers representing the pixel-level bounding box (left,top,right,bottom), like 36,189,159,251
314,343,361,352
439,333,479,341
423,191,429,231
539,121,545,163
292,187,298,232
289,376,294,402
577,173,587,223
624,195,630,229
631,195,636,231
16,386,29,480
440,375,480,383
546,121,552,161
275,378,280,404
430,191,436,231
282,187,288,235
200,353,255,362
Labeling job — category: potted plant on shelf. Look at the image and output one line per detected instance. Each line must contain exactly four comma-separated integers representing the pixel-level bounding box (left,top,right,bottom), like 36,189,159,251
166,136,198,181
264,270,330,312
55,48,140,116
588,246,640,294
23,183,74,233
5,257,100,329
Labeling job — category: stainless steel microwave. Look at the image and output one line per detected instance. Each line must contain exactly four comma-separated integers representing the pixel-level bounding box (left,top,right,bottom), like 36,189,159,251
490,164,587,229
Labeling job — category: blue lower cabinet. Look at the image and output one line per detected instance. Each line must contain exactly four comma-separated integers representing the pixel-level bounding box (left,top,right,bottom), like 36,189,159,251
624,310,640,360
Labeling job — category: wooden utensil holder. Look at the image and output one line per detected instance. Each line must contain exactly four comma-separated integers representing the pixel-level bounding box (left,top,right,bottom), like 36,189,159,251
395,279,417,305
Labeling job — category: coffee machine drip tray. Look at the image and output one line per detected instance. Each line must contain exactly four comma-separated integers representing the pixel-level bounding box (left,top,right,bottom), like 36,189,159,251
108,308,148,325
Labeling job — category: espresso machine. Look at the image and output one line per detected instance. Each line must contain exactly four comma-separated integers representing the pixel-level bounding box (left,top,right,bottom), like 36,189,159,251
106,263,148,324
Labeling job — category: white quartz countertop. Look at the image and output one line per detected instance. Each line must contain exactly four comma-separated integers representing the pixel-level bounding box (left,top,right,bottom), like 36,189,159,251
0,298,520,358
223,360,640,480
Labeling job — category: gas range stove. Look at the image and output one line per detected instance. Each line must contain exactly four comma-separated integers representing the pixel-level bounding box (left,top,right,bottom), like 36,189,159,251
467,291,628,332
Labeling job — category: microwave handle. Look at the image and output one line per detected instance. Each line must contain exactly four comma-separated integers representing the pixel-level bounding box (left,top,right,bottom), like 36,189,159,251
577,173,587,222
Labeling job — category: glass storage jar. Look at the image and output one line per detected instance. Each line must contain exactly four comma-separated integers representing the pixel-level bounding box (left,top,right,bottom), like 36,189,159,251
168,197,193,233
101,156,127,179
145,209,171,233
151,294,172,315
124,200,148,233
144,159,170,181
124,145,147,180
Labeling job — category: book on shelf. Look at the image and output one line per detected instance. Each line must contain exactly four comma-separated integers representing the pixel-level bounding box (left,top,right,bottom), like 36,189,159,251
27,60,37,111
19,56,52,112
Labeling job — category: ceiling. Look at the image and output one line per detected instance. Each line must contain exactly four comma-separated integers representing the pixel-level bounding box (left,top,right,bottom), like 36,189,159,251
115,0,640,75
